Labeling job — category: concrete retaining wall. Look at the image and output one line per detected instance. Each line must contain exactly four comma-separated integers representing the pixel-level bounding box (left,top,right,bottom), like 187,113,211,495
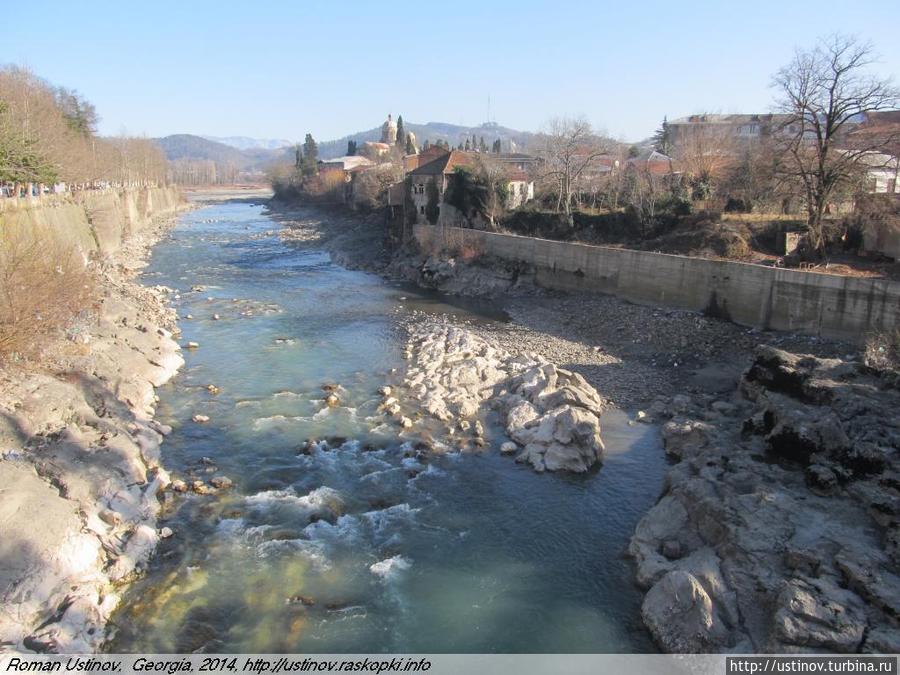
415,224,900,343
0,187,183,260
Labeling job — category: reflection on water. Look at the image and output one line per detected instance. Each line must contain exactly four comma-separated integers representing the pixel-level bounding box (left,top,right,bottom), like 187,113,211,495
107,203,665,653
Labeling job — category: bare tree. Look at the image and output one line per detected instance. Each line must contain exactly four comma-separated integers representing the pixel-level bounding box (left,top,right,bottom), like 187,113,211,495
536,116,611,221
773,34,900,254
623,168,664,238
474,155,510,227
352,163,403,210
671,116,737,199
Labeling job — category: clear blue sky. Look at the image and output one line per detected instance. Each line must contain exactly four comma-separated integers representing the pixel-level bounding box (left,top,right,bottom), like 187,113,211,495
5,1,899,143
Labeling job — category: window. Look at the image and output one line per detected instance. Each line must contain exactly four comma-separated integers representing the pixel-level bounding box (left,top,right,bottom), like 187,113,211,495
419,206,425,214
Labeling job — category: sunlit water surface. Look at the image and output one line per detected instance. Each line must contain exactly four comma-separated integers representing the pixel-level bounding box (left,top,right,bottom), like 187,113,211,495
107,202,666,653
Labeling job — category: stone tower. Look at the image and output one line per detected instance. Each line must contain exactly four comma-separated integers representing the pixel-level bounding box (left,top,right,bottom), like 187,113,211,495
406,130,418,154
381,114,398,144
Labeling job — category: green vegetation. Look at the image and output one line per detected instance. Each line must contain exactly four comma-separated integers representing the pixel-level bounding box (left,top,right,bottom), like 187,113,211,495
396,115,405,149
302,133,318,176
652,117,671,156
443,167,489,225
0,102,57,185
425,180,440,224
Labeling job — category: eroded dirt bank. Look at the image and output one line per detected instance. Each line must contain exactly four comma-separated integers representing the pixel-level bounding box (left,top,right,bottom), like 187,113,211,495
0,200,187,653
271,202,900,653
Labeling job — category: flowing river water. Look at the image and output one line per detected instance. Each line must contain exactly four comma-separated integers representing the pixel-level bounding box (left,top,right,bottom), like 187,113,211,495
107,201,667,653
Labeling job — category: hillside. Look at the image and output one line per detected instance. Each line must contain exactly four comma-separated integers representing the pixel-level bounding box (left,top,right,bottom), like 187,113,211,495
154,121,539,174
154,134,252,167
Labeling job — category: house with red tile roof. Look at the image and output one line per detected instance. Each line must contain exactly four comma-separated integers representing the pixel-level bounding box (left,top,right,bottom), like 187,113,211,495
404,150,534,223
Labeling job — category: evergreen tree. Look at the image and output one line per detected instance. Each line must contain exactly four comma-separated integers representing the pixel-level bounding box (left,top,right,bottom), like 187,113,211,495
302,133,318,176
406,135,415,154
465,139,471,151
294,144,303,169
492,139,502,153
396,115,405,149
54,88,98,136
652,116,672,156
443,167,488,226
347,140,357,156
458,142,464,150
423,140,431,151
425,179,440,224
479,136,486,152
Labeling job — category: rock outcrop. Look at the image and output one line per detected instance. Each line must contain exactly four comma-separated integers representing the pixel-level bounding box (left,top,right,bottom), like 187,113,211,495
630,345,900,653
397,322,606,472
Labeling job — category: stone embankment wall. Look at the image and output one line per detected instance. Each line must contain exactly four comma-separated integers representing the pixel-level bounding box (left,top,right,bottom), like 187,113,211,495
414,225,900,343
0,187,182,258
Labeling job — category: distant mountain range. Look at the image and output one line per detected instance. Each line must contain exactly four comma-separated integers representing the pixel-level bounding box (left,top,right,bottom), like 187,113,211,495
153,121,538,174
153,134,285,172
202,135,294,151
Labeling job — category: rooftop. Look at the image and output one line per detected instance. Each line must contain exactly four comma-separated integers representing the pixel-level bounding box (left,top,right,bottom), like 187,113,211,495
319,155,375,170
408,150,479,176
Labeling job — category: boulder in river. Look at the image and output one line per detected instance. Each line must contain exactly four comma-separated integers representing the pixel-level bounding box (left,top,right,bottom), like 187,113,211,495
401,323,607,473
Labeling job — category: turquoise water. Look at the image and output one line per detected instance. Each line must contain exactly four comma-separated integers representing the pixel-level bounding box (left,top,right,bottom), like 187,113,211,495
107,202,665,653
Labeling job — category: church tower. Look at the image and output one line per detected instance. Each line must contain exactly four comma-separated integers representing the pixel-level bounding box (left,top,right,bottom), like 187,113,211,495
381,114,398,144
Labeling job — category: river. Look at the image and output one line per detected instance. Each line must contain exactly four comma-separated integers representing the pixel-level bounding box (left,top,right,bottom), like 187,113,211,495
106,200,666,653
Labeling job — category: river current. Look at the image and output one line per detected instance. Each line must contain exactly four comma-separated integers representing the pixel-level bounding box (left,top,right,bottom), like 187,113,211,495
107,201,666,653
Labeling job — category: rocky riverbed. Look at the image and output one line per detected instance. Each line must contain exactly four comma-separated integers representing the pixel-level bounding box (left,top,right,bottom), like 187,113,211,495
253,202,900,653
0,213,186,653
630,346,900,653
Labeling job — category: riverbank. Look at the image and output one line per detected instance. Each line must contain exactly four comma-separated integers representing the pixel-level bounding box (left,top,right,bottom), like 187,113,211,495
0,192,187,653
267,200,852,408
270,200,900,653
266,201,393,273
